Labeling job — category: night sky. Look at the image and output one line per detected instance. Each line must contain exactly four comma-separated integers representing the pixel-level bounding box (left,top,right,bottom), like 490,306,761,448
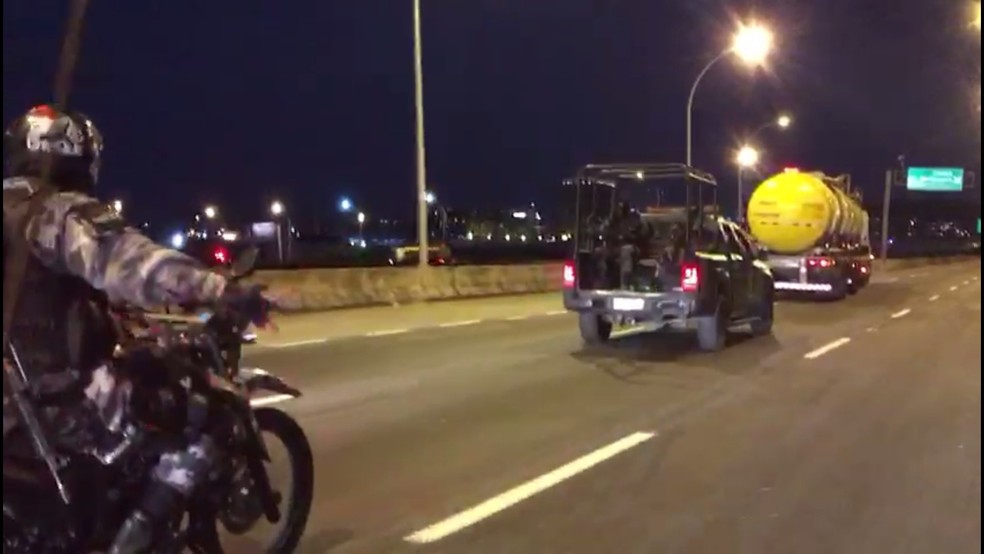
3,0,981,228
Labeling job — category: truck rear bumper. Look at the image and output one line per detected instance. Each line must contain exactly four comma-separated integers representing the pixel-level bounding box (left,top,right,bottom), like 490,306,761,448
773,281,834,292
563,289,697,326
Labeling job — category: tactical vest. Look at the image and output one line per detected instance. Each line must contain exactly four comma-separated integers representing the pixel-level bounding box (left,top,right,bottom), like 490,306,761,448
3,178,115,397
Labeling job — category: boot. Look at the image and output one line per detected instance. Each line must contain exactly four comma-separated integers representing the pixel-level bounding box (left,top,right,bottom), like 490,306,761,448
109,482,183,553
108,511,154,554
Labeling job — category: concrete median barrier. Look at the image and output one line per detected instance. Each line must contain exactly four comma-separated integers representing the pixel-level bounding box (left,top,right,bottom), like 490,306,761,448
249,263,565,312
251,256,977,313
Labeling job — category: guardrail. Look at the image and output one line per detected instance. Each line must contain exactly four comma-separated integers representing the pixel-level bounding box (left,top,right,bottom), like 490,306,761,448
250,255,978,313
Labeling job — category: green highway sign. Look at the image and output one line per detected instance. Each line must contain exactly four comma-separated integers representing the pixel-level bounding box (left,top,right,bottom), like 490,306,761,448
906,167,965,191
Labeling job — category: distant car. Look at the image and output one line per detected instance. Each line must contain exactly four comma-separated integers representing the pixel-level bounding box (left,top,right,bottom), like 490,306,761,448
561,163,775,352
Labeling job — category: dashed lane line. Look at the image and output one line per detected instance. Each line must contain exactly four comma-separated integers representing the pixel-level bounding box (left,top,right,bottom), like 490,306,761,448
803,337,852,360
403,431,657,544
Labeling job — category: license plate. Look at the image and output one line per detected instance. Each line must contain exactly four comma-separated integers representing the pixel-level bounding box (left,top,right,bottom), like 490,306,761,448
612,297,645,311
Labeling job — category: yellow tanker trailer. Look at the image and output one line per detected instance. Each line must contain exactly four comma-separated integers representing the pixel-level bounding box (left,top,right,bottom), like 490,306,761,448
746,169,873,299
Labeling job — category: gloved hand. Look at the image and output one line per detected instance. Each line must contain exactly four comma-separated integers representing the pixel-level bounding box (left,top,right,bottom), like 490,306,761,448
218,282,275,329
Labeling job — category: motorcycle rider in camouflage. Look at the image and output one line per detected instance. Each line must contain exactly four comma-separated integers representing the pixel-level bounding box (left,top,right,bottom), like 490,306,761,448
2,104,273,553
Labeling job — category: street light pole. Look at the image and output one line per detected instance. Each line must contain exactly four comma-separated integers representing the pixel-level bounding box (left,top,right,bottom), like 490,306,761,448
738,167,746,222
686,22,774,167
686,51,729,167
412,0,430,268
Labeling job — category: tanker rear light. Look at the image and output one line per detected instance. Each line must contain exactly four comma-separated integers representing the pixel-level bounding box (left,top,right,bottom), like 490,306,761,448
806,256,835,269
783,167,800,173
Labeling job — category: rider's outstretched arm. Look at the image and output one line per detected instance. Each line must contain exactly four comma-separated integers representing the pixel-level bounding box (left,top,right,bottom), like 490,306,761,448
25,191,227,309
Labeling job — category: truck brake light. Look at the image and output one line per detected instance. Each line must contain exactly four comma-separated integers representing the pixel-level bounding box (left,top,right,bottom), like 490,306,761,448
562,261,576,288
681,262,700,292
806,256,835,268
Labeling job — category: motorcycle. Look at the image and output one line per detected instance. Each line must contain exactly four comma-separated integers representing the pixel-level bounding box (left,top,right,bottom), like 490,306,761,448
3,248,314,553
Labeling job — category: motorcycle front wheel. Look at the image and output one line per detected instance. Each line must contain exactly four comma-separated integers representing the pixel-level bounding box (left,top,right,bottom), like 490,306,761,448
192,407,314,554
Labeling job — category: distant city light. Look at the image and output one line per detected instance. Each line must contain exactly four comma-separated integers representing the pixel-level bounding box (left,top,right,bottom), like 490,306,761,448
512,211,528,219
111,199,123,213
270,200,285,216
339,197,353,212
777,114,793,129
203,205,218,219
169,232,185,249
425,191,437,204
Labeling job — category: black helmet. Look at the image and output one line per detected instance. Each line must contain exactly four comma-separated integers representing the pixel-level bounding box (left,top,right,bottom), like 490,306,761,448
3,104,104,191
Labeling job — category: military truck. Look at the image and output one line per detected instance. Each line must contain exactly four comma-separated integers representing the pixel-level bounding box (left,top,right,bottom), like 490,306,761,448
562,163,775,351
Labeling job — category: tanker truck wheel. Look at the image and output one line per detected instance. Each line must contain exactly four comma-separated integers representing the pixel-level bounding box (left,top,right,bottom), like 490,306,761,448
825,275,849,301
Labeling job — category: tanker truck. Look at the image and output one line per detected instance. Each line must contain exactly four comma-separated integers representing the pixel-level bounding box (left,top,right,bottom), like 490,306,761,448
746,169,873,300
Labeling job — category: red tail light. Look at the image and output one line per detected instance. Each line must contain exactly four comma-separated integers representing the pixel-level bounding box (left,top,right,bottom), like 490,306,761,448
681,262,700,292
806,256,835,268
562,261,576,288
213,247,230,264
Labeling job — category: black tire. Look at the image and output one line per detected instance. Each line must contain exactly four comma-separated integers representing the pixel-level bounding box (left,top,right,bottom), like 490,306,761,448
749,285,774,336
696,299,728,352
578,313,612,345
192,408,314,554
826,275,848,301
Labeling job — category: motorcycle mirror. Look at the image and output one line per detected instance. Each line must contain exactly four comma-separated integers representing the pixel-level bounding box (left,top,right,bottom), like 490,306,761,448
229,246,259,280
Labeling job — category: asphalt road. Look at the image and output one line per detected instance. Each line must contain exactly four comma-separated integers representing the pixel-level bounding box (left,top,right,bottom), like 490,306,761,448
239,260,981,554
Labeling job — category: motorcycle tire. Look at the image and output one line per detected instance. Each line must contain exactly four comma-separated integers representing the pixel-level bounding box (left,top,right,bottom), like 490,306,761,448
192,407,314,554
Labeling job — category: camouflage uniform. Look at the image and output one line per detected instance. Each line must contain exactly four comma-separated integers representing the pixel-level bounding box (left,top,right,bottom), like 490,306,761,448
4,175,226,496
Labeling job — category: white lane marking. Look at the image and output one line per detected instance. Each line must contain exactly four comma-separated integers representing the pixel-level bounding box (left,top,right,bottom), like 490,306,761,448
403,431,657,544
866,327,878,332
545,310,567,316
267,338,328,349
366,328,408,337
883,277,900,283
505,314,530,321
963,280,971,285
803,338,852,360
950,285,959,291
439,319,482,328
250,394,295,407
891,308,911,319
929,294,940,301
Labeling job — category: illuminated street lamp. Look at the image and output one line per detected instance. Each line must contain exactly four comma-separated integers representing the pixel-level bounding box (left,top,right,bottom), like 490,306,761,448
735,145,761,222
357,211,366,241
425,191,437,204
270,200,287,263
338,197,353,212
748,113,793,142
203,205,217,220
736,145,760,168
686,21,775,166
